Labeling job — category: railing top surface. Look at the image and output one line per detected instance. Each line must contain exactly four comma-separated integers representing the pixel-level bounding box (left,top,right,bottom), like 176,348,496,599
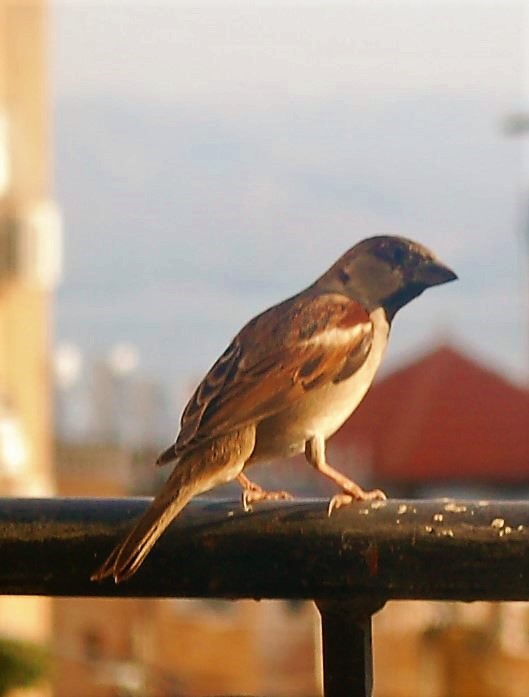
1,496,528,601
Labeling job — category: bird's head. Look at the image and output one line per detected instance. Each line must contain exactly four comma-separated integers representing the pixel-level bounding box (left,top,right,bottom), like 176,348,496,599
316,235,457,319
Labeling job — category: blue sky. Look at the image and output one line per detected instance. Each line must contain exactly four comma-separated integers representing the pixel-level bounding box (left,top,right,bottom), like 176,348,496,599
51,2,527,423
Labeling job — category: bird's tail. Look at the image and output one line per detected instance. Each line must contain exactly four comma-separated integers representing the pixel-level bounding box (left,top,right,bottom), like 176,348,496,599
91,454,198,584
91,425,256,583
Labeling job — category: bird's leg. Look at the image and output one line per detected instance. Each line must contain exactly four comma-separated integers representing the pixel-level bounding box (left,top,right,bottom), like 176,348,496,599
304,436,386,515
236,472,294,512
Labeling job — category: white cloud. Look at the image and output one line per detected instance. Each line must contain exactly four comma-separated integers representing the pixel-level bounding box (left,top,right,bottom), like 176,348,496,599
52,3,521,102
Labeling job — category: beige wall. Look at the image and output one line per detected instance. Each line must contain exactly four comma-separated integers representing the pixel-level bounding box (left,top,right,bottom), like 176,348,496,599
0,2,55,692
0,0,54,495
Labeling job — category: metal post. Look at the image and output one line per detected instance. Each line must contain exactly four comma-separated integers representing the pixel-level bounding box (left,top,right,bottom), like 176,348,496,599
316,599,385,697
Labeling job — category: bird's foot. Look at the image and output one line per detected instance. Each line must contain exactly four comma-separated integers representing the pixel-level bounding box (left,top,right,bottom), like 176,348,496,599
237,472,294,511
328,486,386,516
241,484,294,512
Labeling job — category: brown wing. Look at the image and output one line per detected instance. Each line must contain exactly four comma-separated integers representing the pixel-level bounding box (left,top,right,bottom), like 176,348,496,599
157,292,373,464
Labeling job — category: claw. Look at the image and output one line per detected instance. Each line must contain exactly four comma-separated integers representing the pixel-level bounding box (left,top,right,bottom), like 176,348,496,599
241,486,294,513
242,491,253,513
328,493,353,515
237,472,294,512
328,487,387,516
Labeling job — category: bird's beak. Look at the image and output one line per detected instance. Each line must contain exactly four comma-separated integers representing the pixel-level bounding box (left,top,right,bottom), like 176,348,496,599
415,258,458,287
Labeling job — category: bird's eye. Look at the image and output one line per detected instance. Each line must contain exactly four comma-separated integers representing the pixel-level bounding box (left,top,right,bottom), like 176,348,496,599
392,246,406,265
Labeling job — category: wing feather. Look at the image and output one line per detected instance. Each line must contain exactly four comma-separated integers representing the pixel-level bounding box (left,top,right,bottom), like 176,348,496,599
158,292,373,464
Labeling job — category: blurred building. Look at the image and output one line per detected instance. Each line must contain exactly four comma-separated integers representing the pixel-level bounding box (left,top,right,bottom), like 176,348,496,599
0,0,60,492
87,359,167,449
372,600,529,697
0,0,61,689
52,345,168,449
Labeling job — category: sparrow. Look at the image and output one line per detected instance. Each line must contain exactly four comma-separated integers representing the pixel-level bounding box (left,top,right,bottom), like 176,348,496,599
92,235,457,583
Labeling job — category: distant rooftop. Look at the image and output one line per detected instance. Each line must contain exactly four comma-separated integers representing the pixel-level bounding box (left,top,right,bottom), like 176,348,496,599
333,344,529,485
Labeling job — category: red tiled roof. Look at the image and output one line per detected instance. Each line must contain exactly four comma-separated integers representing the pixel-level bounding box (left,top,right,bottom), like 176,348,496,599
332,345,529,483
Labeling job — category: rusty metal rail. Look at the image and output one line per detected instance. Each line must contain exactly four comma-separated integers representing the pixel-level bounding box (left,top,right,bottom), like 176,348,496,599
1,497,529,696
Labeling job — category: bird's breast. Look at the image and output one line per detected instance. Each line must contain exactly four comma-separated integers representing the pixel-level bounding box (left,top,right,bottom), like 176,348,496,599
250,307,390,463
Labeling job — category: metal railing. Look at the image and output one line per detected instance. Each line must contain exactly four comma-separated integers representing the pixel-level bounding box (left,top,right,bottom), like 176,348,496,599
1,496,529,696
